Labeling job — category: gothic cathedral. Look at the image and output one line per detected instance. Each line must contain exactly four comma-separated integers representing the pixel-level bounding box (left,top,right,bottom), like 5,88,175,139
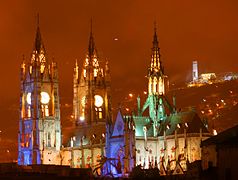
18,20,61,165
17,19,211,177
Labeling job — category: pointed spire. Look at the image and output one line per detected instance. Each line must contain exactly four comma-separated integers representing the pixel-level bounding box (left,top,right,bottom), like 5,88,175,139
153,21,159,48
34,13,45,54
88,18,95,57
21,54,26,69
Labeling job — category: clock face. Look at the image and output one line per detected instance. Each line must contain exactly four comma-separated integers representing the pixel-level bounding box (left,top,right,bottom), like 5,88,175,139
94,95,103,107
40,92,50,104
26,93,31,105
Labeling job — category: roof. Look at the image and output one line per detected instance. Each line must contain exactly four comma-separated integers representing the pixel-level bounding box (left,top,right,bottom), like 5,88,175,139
133,109,210,137
201,124,238,146
111,111,125,137
62,123,106,147
159,110,210,136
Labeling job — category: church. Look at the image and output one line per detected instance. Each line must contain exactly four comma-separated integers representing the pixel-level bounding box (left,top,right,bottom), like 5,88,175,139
18,19,212,177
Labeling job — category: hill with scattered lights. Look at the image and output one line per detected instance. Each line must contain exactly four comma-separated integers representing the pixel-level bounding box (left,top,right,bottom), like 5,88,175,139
168,79,238,133
116,79,238,135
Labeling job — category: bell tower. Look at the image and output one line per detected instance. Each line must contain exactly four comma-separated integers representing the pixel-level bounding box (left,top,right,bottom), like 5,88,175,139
141,24,173,137
73,22,112,127
18,17,61,165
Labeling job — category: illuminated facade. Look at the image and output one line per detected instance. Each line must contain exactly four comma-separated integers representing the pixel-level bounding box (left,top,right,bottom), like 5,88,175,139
148,26,167,95
106,27,211,176
17,21,212,177
192,60,198,82
18,20,61,165
56,23,112,172
73,23,111,127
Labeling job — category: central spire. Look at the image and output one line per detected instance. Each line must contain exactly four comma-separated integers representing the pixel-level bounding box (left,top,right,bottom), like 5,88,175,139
153,22,158,48
147,23,165,95
88,18,95,57
34,14,45,54
30,14,47,64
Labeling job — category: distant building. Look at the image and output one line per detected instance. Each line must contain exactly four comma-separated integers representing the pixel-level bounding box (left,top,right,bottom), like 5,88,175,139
188,61,238,87
200,73,216,83
201,124,238,180
192,60,198,82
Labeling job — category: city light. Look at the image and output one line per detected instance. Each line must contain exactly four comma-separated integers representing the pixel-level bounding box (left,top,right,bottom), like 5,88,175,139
185,123,188,128
213,129,218,135
79,116,85,121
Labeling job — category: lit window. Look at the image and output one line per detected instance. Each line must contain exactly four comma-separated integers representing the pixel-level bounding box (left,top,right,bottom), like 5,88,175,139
39,53,45,63
94,68,98,77
81,96,86,107
84,58,89,67
27,106,31,118
84,69,86,78
40,64,45,73
29,66,32,74
45,105,49,116
80,108,85,121
42,105,49,117
99,111,102,119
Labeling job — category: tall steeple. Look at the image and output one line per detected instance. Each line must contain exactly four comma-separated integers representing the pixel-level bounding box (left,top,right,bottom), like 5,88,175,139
73,20,112,127
33,14,46,55
141,24,171,137
153,22,159,48
18,16,61,165
30,14,46,65
88,19,96,58
148,23,165,95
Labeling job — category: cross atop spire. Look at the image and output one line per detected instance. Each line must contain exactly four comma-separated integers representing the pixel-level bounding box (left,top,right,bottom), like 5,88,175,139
88,18,96,57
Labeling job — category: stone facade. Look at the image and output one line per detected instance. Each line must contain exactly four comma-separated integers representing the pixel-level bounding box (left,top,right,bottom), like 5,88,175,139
18,21,212,178
106,26,211,176
18,20,61,165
